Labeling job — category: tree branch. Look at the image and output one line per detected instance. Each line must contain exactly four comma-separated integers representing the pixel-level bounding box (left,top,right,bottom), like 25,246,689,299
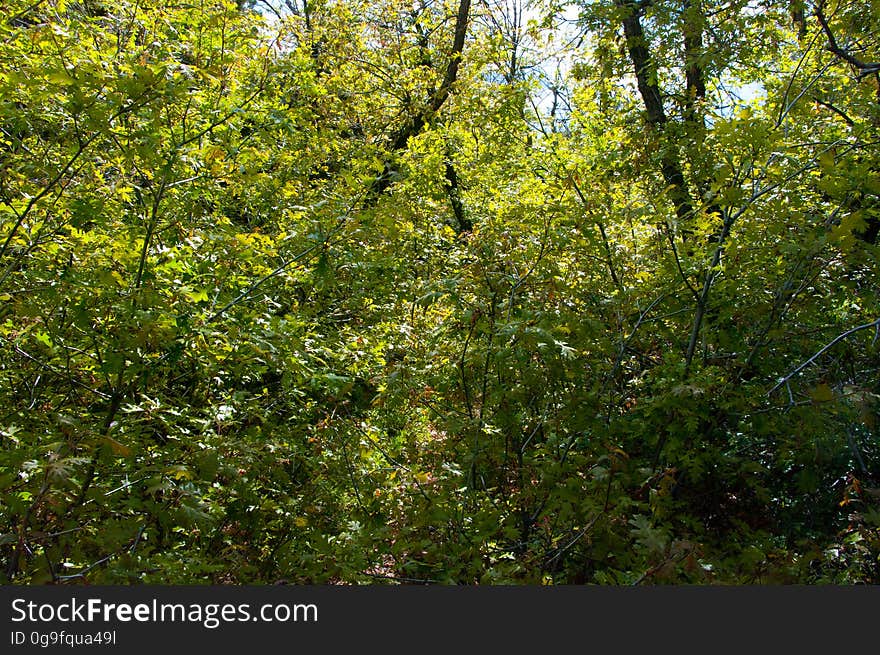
815,3,880,79
368,0,472,202
768,317,880,395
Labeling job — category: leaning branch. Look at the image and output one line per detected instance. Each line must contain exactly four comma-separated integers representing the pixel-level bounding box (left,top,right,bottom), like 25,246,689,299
815,3,880,80
207,212,351,323
768,317,880,395
367,0,472,202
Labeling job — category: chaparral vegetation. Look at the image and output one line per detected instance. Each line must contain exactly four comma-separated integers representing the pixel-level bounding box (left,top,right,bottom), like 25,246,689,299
1,0,878,584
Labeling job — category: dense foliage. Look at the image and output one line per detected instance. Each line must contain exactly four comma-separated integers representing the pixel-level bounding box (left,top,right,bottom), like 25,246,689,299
1,0,878,584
